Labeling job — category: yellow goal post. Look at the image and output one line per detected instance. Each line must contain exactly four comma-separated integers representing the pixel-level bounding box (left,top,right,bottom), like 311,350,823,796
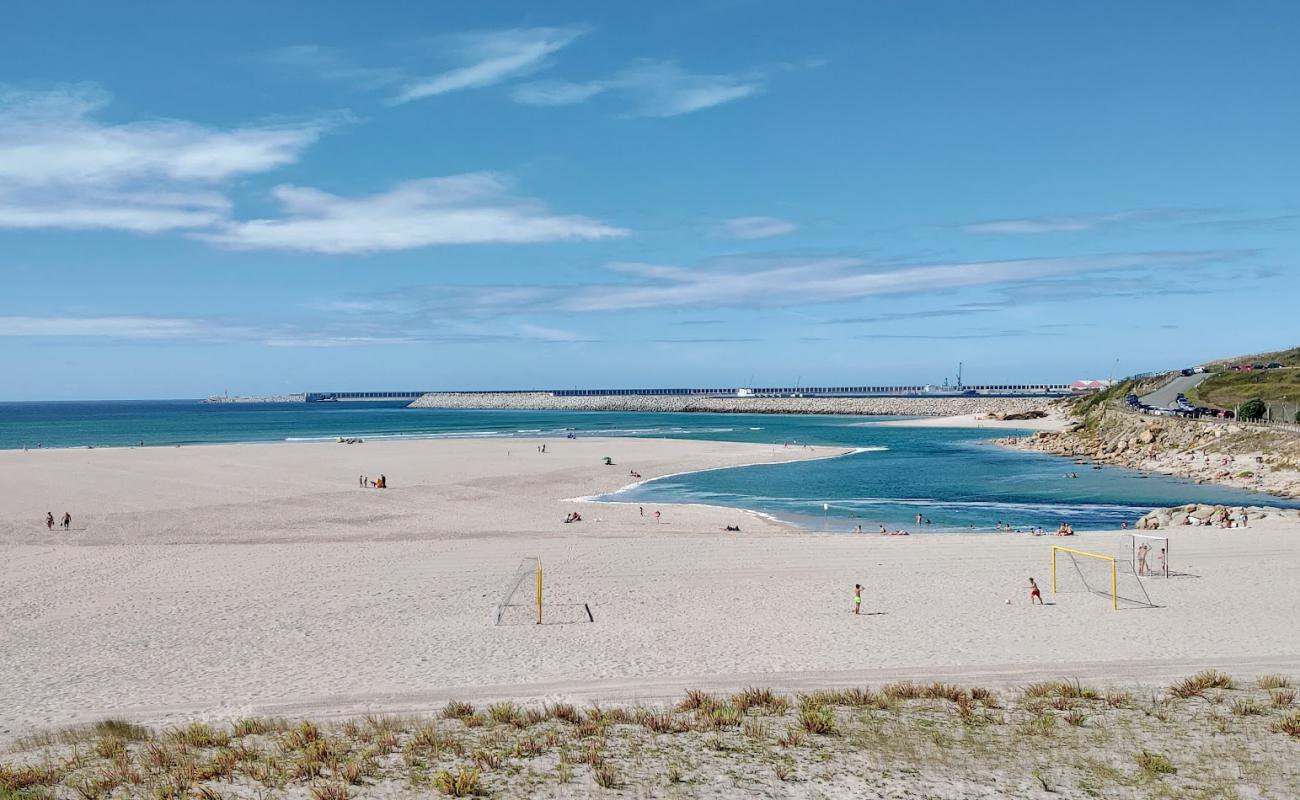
1052,546,1117,610
494,557,543,625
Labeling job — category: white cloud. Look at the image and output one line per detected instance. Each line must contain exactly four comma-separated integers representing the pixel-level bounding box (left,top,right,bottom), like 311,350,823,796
0,84,326,233
513,59,766,117
0,316,216,338
719,216,797,239
201,172,628,253
558,251,1237,312
391,26,588,104
962,218,1096,234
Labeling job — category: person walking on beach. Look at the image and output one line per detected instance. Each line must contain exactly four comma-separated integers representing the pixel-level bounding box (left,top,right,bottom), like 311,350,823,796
853,584,863,615
359,474,364,488
61,512,71,530
653,510,661,524
45,512,54,531
1029,577,1044,605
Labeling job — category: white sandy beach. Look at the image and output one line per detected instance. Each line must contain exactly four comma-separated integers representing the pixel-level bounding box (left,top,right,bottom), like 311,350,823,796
2,436,1299,740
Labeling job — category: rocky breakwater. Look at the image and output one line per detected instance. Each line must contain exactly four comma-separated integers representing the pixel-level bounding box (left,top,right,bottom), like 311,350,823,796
408,392,1050,417
997,406,1300,498
1136,504,1299,530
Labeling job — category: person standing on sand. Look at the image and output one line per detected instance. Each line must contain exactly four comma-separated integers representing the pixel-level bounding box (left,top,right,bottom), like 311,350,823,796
653,510,661,524
1137,543,1150,576
45,512,54,530
853,584,863,614
61,512,71,530
1029,578,1044,605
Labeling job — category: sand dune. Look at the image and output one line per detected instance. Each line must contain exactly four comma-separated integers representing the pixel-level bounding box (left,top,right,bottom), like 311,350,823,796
1,436,1298,740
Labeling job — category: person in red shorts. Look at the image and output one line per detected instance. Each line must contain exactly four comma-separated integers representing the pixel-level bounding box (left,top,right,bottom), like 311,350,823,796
1029,577,1044,605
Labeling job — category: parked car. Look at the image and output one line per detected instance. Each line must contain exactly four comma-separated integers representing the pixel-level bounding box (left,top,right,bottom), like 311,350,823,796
1267,362,1283,369
1180,368,1195,376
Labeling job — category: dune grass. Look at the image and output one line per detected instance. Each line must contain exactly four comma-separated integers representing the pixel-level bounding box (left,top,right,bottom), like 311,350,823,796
4,673,1300,798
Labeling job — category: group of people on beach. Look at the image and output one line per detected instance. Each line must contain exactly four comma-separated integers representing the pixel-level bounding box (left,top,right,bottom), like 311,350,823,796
1136,542,1168,577
44,511,71,530
358,474,387,489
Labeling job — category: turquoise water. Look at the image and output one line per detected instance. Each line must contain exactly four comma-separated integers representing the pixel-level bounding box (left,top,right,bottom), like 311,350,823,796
1,400,1291,531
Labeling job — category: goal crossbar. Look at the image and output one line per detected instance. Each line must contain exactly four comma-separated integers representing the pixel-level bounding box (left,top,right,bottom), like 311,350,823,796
1052,546,1118,610
1052,546,1154,610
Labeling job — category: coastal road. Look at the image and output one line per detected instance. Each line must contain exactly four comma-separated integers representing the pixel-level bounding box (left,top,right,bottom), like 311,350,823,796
1140,372,1211,409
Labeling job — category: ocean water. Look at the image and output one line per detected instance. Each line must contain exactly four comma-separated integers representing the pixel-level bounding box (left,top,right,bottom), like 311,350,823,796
1,400,1291,531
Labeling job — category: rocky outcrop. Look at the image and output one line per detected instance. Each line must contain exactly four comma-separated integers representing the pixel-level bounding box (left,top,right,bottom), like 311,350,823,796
408,392,1051,417
1136,504,1299,530
997,405,1300,498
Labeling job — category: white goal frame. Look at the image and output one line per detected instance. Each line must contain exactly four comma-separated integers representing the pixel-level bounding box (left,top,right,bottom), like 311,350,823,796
1129,534,1169,578
494,557,542,625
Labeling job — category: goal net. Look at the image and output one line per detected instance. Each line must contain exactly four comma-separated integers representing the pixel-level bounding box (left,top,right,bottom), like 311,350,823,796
1129,534,1170,578
1052,546,1154,610
494,557,542,625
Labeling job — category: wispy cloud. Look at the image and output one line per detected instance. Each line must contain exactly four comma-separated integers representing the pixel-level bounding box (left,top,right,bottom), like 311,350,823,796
960,208,1216,235
718,216,797,239
323,249,1242,321
201,172,628,253
513,58,812,117
0,84,327,233
262,44,405,91
390,26,588,105
0,315,225,339
557,251,1236,313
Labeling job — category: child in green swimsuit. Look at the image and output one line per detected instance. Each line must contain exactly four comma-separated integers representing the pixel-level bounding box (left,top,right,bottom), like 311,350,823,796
853,584,862,615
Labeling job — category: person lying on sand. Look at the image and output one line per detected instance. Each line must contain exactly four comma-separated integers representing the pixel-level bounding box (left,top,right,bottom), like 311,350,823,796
721,524,741,532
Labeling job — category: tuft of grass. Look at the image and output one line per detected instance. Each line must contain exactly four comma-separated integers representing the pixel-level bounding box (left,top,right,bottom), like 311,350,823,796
1135,750,1176,777
232,718,285,738
798,706,837,736
1019,713,1057,737
731,686,786,714
773,763,792,782
1258,674,1292,690
545,702,581,724
1277,712,1300,738
776,728,805,747
1230,698,1263,717
665,763,683,784
167,722,226,749
881,681,924,700
441,701,475,720
433,766,483,796
706,706,742,729
92,719,152,741
471,748,502,770
0,763,63,791
1064,710,1087,727
309,783,348,800
1105,691,1134,708
1270,689,1296,707
742,719,769,740
1169,670,1235,699
640,712,687,735
676,689,720,713
487,702,519,725
970,686,996,705
593,764,620,789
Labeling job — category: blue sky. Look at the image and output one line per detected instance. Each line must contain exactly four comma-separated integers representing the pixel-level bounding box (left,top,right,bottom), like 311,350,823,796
1,1,1296,400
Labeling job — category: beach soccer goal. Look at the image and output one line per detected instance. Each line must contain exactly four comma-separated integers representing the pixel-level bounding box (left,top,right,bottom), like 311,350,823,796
1129,534,1170,578
1052,546,1154,610
494,557,543,625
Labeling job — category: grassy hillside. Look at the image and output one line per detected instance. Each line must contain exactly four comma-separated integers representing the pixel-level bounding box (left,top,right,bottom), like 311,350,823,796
1187,369,1300,411
1203,346,1300,370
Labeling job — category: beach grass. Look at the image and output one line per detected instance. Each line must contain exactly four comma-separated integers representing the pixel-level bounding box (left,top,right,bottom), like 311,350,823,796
4,675,1300,798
